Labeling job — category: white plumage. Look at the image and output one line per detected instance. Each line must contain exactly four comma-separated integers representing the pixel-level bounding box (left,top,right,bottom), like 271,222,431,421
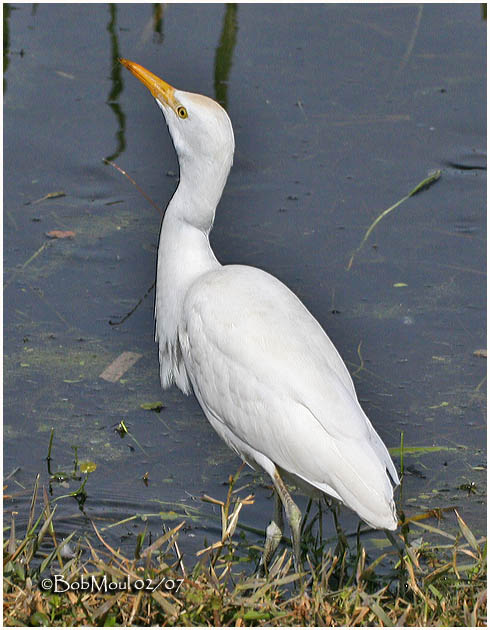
121,58,399,569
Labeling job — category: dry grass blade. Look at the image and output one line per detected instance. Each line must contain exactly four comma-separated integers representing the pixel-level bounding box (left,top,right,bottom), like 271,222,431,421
196,540,223,557
36,505,57,547
224,499,244,539
7,514,16,556
201,494,224,506
91,520,132,563
360,592,393,627
26,474,40,534
90,558,138,581
411,518,457,540
39,530,77,575
92,593,124,621
269,548,290,579
405,554,429,605
455,509,479,552
150,589,179,618
140,521,185,558
128,589,144,625
171,533,186,578
396,603,412,626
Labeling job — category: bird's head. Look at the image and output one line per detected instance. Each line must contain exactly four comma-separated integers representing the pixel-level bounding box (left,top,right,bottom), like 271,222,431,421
120,59,235,177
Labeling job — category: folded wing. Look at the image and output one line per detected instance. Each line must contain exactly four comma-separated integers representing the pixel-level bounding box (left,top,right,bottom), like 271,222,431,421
181,265,399,529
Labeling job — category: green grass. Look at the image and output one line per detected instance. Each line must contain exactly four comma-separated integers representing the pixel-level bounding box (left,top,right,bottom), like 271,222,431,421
3,469,486,626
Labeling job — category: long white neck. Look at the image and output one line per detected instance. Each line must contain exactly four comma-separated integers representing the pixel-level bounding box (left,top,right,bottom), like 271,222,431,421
172,140,232,229
154,141,233,393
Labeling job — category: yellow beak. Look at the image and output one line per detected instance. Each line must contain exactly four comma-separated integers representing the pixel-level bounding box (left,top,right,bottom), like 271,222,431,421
119,58,176,107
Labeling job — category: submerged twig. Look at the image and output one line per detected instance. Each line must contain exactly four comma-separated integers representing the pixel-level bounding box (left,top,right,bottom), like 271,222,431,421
104,160,160,328
103,159,163,215
109,281,155,326
29,191,66,205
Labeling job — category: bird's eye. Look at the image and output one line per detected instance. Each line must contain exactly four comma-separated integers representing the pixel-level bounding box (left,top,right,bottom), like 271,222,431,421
177,106,188,119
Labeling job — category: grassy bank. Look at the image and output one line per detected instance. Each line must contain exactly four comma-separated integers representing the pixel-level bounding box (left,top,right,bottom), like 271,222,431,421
3,472,486,627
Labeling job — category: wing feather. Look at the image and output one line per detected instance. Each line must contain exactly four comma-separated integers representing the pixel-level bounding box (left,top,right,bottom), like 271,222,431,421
180,264,398,528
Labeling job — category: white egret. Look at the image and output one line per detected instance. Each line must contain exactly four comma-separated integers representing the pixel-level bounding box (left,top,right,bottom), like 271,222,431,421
120,58,399,570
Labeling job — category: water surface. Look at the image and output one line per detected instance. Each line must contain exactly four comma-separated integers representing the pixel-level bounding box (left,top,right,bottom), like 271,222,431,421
4,4,486,560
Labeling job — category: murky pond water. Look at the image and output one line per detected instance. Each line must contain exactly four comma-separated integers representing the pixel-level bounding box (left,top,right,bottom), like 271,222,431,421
4,3,486,562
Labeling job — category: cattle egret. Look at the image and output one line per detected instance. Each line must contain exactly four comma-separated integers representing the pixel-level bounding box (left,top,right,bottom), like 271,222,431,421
120,58,399,571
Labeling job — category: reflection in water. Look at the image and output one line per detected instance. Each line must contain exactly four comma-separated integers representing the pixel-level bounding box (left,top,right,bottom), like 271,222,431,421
3,3,11,92
105,3,126,162
139,4,165,47
214,3,238,109
3,3,26,93
153,3,164,44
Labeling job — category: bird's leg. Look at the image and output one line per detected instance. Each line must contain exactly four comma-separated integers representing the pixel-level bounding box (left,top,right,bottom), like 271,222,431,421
272,469,302,575
260,490,284,573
